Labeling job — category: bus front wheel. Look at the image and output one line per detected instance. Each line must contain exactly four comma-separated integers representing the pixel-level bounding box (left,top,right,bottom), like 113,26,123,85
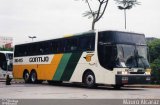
84,71,96,88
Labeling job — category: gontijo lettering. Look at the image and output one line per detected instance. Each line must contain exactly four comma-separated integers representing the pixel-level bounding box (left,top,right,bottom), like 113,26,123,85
29,56,49,62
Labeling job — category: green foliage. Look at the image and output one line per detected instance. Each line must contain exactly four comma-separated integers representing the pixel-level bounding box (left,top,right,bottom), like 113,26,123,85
0,47,13,51
148,39,160,84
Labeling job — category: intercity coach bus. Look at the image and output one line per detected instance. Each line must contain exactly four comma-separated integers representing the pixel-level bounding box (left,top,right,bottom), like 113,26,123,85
0,51,13,80
13,30,151,88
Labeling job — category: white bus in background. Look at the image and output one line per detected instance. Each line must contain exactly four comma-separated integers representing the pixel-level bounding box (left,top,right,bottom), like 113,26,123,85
0,51,13,80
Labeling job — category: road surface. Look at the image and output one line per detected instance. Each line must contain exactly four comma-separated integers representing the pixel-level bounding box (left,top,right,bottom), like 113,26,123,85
0,81,160,99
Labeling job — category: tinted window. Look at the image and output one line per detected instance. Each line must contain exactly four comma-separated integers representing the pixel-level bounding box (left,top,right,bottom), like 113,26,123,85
65,38,78,52
79,34,95,51
98,31,146,45
14,32,95,57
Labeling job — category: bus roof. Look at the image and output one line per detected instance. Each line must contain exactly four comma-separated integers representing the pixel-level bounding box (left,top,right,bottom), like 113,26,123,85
15,30,95,45
15,30,145,46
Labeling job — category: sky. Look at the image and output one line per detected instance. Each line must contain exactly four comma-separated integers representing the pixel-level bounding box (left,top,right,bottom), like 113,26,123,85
0,0,160,44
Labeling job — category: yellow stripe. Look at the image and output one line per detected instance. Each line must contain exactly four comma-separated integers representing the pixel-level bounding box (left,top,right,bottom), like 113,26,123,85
37,54,63,80
13,54,63,80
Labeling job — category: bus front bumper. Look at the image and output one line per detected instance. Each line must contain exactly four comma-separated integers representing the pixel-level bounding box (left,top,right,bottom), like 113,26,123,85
115,75,151,85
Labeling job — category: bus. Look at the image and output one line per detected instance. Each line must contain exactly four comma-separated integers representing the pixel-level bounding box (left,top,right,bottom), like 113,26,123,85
13,30,151,88
0,51,13,80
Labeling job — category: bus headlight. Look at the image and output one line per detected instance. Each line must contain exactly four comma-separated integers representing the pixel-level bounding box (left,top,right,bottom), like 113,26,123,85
122,77,128,81
145,69,151,75
117,71,129,75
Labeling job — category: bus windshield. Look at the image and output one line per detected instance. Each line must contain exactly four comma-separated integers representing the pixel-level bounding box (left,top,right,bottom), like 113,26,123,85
98,31,150,70
117,44,150,68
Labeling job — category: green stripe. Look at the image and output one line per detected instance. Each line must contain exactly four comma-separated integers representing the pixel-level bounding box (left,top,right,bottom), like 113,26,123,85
60,52,82,81
53,53,72,80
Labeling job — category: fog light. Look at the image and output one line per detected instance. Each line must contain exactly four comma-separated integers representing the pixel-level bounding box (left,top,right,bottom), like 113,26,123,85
122,77,128,81
122,77,128,83
146,77,150,81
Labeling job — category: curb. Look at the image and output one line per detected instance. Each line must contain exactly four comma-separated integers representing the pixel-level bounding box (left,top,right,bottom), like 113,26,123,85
5,79,25,84
11,79,24,84
125,85,160,88
11,81,24,84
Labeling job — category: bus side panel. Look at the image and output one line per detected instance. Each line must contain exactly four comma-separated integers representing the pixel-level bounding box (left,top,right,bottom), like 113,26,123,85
70,52,103,84
70,52,116,85
13,65,36,79
52,53,72,80
59,52,82,81
13,54,63,80
37,54,63,80
52,52,82,81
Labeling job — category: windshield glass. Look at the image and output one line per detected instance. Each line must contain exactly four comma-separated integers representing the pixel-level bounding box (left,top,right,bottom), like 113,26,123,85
98,31,150,70
117,44,150,68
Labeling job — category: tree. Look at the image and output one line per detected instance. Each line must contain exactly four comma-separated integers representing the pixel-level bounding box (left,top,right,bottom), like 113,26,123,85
115,0,140,29
77,0,109,30
148,39,160,84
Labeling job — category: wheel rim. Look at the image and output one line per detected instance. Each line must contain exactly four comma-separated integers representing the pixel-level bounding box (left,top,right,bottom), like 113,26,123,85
86,74,94,85
31,72,36,82
24,72,29,81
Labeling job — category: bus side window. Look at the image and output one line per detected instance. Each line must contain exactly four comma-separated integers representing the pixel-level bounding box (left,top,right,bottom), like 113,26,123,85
79,36,87,51
52,41,58,53
26,44,31,56
65,38,78,52
90,35,95,51
20,45,27,56
79,35,95,51
71,38,78,52
58,39,64,53
14,46,19,57
27,43,38,56
41,41,51,54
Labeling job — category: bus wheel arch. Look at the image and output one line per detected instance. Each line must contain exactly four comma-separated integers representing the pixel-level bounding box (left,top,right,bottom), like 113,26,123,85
23,70,30,83
82,69,96,88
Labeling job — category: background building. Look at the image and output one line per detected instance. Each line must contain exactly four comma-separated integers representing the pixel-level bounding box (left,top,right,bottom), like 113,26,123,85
0,36,13,49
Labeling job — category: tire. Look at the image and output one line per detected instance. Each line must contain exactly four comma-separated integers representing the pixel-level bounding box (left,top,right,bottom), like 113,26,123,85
23,71,30,83
84,71,96,88
30,71,38,84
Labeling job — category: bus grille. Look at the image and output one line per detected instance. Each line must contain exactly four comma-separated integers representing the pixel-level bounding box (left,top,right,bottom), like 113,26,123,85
130,72,145,74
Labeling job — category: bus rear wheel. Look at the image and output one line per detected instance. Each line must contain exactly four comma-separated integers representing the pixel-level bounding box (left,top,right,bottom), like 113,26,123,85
30,71,38,84
84,71,96,88
23,71,30,83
